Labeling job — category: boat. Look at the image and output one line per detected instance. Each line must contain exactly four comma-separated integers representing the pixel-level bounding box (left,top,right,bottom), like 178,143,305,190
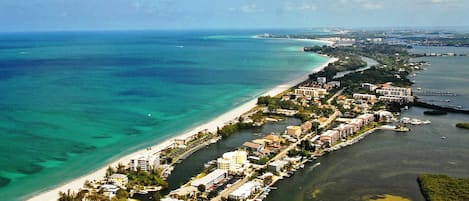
441,136,447,139
400,117,411,124
422,120,431,125
410,119,422,125
395,125,410,132
176,45,184,48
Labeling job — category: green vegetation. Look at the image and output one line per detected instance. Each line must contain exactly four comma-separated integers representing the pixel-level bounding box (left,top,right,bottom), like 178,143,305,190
217,122,254,138
418,174,469,201
258,96,301,111
127,170,168,189
456,122,469,129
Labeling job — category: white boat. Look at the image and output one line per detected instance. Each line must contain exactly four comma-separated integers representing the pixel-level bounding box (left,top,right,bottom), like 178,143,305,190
422,120,431,124
410,118,422,125
441,136,447,139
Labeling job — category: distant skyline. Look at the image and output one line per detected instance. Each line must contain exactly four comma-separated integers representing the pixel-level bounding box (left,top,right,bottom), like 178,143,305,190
1,0,469,32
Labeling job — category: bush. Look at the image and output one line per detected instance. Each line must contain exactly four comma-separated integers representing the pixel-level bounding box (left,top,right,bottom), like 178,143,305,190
418,174,469,201
456,122,469,129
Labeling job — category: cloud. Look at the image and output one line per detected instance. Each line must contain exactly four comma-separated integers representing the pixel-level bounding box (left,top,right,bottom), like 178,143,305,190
240,4,264,13
427,0,461,4
285,1,317,11
338,0,384,10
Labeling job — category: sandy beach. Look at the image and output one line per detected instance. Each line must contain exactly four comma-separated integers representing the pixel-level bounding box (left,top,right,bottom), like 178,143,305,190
27,55,337,201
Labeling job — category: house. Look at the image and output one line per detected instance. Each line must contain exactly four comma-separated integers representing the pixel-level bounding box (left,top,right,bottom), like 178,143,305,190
301,121,313,133
378,95,414,103
243,142,264,152
353,93,377,103
376,86,412,96
268,160,288,173
333,124,354,138
327,81,341,88
108,174,128,188
129,153,160,172
320,130,340,145
294,87,328,98
361,83,378,91
217,150,248,171
228,181,261,201
317,77,327,85
191,169,227,188
349,118,364,130
357,113,375,125
99,184,119,198
263,134,283,146
169,186,197,199
286,126,302,138
174,133,198,146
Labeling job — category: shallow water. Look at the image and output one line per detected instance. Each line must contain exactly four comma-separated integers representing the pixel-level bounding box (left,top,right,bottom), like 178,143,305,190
0,30,328,200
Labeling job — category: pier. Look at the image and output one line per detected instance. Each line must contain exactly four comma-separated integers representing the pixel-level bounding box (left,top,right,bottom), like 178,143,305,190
413,90,458,97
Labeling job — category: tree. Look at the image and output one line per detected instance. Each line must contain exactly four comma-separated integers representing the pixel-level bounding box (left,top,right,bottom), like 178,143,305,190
208,190,219,199
197,184,206,193
153,191,162,201
264,176,273,186
115,189,128,200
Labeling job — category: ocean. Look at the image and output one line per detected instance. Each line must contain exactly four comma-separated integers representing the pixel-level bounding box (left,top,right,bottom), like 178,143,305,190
0,30,328,200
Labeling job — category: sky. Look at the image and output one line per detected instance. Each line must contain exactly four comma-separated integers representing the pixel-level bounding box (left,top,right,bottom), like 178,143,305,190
0,0,468,32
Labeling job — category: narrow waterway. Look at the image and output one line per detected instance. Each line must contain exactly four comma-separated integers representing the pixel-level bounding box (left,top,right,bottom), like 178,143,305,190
165,117,302,190
333,56,379,79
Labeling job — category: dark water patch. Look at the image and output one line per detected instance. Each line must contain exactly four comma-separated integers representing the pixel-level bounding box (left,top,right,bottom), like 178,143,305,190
123,128,143,136
17,163,44,175
0,176,11,188
92,135,112,139
69,144,97,154
117,89,162,98
52,156,68,161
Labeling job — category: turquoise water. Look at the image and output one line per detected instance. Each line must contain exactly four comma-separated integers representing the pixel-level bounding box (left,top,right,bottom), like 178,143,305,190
0,30,328,200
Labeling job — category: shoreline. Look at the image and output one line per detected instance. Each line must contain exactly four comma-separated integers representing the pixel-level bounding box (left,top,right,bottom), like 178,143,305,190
27,57,338,201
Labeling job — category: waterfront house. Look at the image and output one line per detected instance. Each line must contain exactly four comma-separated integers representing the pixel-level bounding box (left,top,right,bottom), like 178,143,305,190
174,133,198,146
264,134,283,144
378,95,414,103
333,124,354,138
376,86,412,96
217,150,248,172
191,169,227,189
286,126,302,138
320,130,340,145
361,83,378,91
129,153,160,172
357,113,375,125
268,160,288,173
169,186,197,199
243,142,264,153
350,118,364,130
228,181,261,201
108,173,128,189
353,93,377,103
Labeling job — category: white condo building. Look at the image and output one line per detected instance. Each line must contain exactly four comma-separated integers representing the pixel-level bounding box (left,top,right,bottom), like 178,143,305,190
129,153,160,172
